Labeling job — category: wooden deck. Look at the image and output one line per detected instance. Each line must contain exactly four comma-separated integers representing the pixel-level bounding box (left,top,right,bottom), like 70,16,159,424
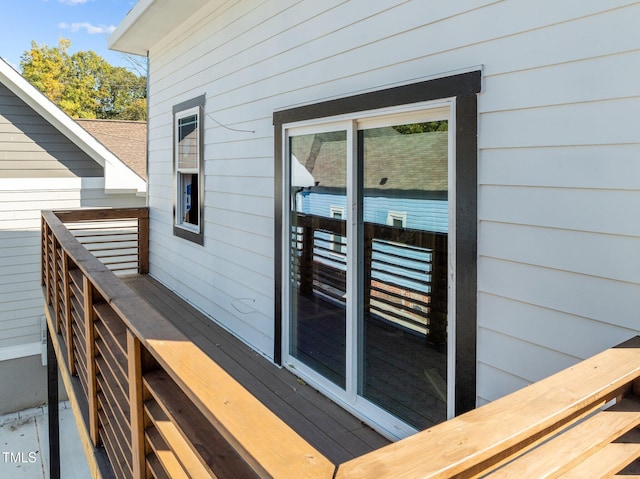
43,207,640,479
122,274,389,464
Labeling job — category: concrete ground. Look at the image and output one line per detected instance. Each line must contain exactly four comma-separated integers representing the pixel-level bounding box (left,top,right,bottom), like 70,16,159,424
0,402,90,478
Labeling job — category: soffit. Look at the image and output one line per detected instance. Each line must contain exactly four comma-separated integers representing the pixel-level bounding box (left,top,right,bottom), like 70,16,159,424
109,0,211,56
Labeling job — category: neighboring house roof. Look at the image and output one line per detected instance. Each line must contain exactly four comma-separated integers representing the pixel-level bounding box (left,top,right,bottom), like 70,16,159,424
109,0,210,55
292,129,449,195
76,119,147,180
0,57,146,194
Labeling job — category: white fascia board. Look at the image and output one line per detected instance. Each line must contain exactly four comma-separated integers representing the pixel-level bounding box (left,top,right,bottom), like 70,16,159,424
0,342,42,362
109,0,212,55
0,177,104,191
104,155,146,194
0,58,146,195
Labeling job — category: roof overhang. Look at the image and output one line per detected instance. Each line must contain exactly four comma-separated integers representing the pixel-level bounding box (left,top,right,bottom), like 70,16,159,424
0,58,146,195
108,0,211,56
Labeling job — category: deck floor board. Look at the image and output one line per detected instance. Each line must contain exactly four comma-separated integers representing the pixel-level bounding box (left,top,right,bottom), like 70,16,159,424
122,274,389,464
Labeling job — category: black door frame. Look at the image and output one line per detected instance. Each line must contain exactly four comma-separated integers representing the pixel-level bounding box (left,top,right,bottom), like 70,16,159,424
273,70,480,415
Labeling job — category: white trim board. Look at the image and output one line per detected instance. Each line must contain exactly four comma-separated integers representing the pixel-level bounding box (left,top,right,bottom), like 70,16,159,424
0,177,105,191
0,342,42,362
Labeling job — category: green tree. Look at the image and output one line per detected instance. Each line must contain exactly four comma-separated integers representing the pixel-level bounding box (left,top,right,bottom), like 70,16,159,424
20,39,146,120
20,39,70,105
101,65,147,120
392,121,448,134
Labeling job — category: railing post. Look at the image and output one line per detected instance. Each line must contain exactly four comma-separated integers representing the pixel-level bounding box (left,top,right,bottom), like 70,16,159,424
42,218,52,309
62,252,75,376
428,233,448,345
47,326,60,479
41,216,47,289
138,213,149,275
53,238,63,334
299,224,314,295
128,330,146,479
84,276,100,446
363,223,374,315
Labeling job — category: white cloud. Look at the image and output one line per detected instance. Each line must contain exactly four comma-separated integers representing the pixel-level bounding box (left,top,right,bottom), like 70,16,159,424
58,22,116,35
58,0,92,5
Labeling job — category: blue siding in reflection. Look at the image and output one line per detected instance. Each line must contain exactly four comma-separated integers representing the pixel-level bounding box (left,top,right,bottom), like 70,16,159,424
298,191,447,293
299,191,448,233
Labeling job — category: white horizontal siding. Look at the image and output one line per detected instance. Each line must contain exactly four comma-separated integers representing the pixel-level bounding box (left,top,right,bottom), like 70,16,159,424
476,361,529,407
480,256,640,335
479,145,640,190
143,0,640,401
479,222,640,284
149,230,274,300
149,1,639,120
478,328,579,386
480,98,640,149
478,293,637,359
0,178,145,355
480,186,640,237
151,0,626,96
482,51,640,113
148,249,274,356
475,0,640,402
207,175,273,198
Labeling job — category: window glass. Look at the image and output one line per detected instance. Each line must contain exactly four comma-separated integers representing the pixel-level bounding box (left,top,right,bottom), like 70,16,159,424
289,130,348,389
286,117,450,430
177,115,198,169
178,173,198,226
174,102,203,244
360,120,449,429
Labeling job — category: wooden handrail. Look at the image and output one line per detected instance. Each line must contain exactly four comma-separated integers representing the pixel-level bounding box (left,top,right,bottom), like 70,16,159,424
335,336,640,478
51,206,149,222
43,207,640,479
51,207,149,275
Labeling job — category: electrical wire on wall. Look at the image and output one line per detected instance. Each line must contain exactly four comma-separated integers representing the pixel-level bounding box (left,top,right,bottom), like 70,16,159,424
231,297,257,314
206,112,255,134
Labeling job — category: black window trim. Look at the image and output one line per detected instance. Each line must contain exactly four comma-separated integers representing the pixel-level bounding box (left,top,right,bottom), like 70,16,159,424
173,94,206,245
273,70,480,416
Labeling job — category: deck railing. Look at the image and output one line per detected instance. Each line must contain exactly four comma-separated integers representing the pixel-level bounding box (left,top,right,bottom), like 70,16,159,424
49,207,149,275
337,335,640,478
292,213,448,343
43,207,640,479
42,208,335,479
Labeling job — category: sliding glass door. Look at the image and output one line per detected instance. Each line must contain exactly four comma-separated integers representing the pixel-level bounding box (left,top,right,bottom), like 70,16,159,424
288,129,348,389
358,119,449,430
284,104,453,437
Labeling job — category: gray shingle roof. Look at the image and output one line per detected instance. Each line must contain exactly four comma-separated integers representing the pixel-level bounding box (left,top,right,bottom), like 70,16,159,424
76,119,147,180
292,129,448,194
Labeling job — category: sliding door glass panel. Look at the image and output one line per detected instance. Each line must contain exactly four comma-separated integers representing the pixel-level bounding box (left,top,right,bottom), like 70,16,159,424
359,121,448,429
289,131,347,388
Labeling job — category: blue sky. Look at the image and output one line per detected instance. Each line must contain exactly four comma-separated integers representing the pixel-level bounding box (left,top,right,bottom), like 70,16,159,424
1,0,139,72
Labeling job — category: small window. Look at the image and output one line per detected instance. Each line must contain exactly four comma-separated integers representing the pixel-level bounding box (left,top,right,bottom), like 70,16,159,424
387,211,407,228
330,206,345,253
173,95,205,244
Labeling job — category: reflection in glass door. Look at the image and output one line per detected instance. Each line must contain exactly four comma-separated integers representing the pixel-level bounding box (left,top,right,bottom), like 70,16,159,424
359,121,449,430
289,130,347,389
285,109,451,436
